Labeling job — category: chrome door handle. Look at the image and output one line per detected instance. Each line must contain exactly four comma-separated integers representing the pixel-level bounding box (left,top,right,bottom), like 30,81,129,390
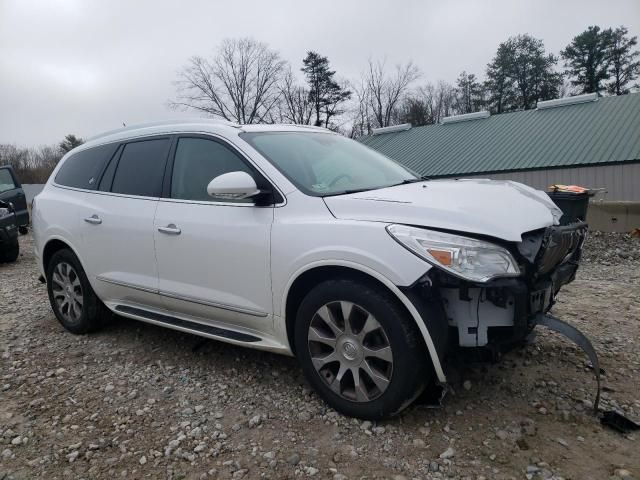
84,215,102,225
158,224,181,235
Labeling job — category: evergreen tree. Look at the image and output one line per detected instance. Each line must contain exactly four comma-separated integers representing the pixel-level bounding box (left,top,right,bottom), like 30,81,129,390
59,134,84,153
561,26,613,94
607,26,640,95
486,34,561,111
485,43,516,113
301,51,351,127
455,71,485,113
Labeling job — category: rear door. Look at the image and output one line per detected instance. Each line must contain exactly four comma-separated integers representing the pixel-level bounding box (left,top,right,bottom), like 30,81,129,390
153,135,274,333
0,166,28,227
71,137,171,310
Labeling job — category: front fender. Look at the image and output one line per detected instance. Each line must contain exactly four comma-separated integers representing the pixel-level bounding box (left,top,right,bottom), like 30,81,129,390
280,260,446,383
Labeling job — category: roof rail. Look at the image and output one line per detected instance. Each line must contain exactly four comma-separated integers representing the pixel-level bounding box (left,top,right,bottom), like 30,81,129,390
86,118,240,142
274,123,331,133
441,111,490,125
372,123,412,135
536,93,598,110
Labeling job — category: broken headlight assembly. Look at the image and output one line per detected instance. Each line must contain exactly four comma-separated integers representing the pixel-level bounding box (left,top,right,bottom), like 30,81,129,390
386,225,520,283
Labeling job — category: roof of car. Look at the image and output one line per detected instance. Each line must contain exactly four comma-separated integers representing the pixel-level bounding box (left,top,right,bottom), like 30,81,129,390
83,119,333,149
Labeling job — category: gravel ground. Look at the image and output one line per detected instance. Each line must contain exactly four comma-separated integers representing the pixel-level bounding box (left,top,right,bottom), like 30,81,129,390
1,233,639,480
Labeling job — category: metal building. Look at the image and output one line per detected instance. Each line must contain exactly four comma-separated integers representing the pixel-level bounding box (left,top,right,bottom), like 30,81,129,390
359,92,640,202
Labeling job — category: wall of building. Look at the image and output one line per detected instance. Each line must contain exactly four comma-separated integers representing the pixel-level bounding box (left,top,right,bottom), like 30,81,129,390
460,162,640,202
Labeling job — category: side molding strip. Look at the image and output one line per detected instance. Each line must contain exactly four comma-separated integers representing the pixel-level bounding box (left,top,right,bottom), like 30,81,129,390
158,290,268,318
115,305,262,343
96,276,268,317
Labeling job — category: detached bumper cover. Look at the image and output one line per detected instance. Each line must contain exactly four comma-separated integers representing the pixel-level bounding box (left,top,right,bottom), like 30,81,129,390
535,313,600,412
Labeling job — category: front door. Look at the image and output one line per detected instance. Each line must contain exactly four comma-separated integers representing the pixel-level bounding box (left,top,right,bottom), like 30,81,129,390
0,167,28,227
153,136,274,333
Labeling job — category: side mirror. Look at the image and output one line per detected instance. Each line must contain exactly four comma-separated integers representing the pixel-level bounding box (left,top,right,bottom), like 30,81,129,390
207,171,261,200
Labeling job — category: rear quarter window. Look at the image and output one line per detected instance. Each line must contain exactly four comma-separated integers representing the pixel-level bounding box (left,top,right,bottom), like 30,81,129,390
55,143,119,190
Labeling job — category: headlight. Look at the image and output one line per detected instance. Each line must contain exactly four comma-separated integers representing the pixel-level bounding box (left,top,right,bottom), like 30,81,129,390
0,208,11,218
386,225,520,283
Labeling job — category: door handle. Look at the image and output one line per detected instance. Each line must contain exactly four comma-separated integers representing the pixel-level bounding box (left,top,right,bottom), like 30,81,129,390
84,214,102,225
158,224,181,235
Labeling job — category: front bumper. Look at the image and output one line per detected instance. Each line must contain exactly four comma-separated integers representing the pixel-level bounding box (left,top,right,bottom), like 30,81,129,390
431,222,586,349
0,223,18,245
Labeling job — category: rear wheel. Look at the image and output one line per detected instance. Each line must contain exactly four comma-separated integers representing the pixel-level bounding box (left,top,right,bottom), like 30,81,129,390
0,238,19,263
295,278,430,419
46,249,110,334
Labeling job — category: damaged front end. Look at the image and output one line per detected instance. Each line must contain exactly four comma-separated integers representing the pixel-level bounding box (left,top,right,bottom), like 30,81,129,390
401,220,601,409
421,222,587,354
432,220,588,352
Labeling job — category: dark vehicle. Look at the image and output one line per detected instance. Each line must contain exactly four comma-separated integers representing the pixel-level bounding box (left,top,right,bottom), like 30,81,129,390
0,199,19,263
0,165,29,234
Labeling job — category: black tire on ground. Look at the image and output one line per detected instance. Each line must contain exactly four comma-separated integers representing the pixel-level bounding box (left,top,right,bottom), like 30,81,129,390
19,225,28,235
294,278,431,419
46,248,111,334
0,238,19,263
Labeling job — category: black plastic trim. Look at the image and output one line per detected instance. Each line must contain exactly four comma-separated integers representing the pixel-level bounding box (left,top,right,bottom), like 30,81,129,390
115,305,261,342
399,283,450,361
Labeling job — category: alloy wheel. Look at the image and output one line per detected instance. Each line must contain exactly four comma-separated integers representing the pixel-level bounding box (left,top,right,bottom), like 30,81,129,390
307,301,393,402
51,262,83,324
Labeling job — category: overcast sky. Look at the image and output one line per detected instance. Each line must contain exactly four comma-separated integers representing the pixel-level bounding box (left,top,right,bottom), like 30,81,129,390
1,0,639,146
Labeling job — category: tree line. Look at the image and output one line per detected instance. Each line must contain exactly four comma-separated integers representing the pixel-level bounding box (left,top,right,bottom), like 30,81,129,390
3,25,637,183
171,25,639,137
0,134,83,183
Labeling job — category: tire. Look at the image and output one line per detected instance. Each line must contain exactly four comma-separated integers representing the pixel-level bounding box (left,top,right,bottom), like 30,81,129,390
0,238,19,263
46,249,111,334
294,278,430,419
19,226,28,235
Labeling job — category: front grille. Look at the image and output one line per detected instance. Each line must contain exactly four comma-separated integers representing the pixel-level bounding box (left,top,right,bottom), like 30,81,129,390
534,222,587,275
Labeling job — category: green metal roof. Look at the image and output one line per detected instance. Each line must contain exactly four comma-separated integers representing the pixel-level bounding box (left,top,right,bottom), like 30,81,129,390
359,93,640,177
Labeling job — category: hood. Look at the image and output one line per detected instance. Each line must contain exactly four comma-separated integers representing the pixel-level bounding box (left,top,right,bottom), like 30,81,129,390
323,179,562,242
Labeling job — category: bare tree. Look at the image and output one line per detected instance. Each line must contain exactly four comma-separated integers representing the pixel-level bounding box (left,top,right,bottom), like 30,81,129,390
0,144,62,183
347,79,374,138
171,38,286,124
277,68,314,125
431,81,458,121
364,59,420,128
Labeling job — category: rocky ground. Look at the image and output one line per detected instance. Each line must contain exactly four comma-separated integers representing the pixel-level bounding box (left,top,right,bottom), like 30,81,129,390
1,233,639,480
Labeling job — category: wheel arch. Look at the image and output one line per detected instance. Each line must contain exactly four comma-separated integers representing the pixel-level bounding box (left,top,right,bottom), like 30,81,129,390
282,261,446,383
42,237,83,274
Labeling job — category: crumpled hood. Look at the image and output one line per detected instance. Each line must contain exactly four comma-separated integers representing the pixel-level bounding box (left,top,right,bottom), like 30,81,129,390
323,179,562,242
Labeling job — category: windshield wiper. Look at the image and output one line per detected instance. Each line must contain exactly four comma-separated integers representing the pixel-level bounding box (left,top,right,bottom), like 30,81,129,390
323,176,431,197
391,175,431,186
323,187,375,197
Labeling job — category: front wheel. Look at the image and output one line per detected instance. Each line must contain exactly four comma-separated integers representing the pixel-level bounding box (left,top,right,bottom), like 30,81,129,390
294,279,430,419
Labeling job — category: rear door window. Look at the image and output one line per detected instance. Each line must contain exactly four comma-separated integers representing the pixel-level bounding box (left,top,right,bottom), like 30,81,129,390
111,138,171,197
55,143,119,190
0,168,17,193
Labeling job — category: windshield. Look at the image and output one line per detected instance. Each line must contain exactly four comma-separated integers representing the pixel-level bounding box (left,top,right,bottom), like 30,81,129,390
240,131,418,196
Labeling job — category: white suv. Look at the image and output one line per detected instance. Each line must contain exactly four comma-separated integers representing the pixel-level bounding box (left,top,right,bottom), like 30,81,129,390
32,120,587,419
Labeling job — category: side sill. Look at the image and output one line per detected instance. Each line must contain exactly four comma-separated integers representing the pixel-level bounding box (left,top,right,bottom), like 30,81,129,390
115,305,261,343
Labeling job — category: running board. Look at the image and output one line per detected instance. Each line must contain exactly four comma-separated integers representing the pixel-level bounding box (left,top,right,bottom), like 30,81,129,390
115,305,262,343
